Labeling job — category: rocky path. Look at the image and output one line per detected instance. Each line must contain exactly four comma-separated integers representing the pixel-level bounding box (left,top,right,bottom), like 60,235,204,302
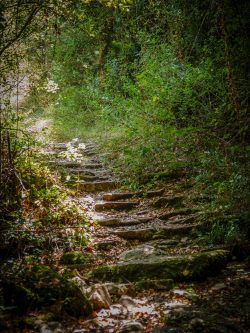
43,140,249,333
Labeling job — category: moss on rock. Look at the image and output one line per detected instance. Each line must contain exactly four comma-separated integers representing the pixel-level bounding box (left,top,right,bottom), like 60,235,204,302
1,265,92,317
60,251,93,265
90,250,229,282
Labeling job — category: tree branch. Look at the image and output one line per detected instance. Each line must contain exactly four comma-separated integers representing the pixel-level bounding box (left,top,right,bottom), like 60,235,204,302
0,5,40,57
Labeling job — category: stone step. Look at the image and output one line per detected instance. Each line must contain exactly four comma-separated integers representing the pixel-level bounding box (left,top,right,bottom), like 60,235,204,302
95,201,138,212
50,142,97,152
113,228,155,241
102,192,140,201
65,176,111,187
74,181,118,192
79,175,110,182
144,188,165,198
66,170,110,180
49,160,82,168
102,188,165,201
96,217,153,227
118,217,153,227
159,208,198,220
41,151,58,157
152,195,184,208
85,143,97,149
90,249,229,282
83,163,103,169
167,215,196,225
94,239,118,251
95,217,120,227
112,223,201,240
82,150,96,156
153,223,201,239
51,142,69,150
65,169,96,176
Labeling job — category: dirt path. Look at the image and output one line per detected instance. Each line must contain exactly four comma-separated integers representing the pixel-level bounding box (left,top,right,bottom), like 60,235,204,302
37,139,249,333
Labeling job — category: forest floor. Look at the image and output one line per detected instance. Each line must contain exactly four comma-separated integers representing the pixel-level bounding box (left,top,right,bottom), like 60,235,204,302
0,122,249,333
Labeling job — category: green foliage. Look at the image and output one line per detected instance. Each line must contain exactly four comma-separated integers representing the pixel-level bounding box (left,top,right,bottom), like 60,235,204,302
196,217,242,246
23,0,250,243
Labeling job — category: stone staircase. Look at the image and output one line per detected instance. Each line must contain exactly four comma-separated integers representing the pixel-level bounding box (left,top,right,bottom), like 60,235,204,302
41,140,246,332
47,140,229,285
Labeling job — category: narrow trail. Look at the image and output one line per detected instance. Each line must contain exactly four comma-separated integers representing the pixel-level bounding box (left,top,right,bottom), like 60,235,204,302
41,139,249,333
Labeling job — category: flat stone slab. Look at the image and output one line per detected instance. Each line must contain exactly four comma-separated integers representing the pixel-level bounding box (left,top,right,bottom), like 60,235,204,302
90,250,229,282
83,150,96,156
159,208,197,220
79,175,110,182
153,223,201,238
102,189,165,201
113,228,155,241
83,163,103,169
66,168,96,176
51,143,69,150
112,223,200,240
95,240,118,251
95,201,138,212
119,217,153,227
96,217,120,227
49,160,83,168
96,217,152,227
76,181,118,192
102,192,140,201
152,195,184,208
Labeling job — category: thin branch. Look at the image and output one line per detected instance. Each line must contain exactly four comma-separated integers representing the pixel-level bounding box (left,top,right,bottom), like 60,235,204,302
0,6,40,57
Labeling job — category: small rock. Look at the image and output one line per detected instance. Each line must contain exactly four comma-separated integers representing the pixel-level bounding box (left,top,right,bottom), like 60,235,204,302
40,325,53,333
171,289,198,300
105,283,129,296
119,244,160,261
47,322,63,330
210,282,227,292
34,320,44,328
95,240,116,251
88,284,112,309
181,237,188,244
71,276,87,291
172,289,188,296
117,321,145,332
162,301,188,311
119,295,137,308
109,304,127,316
170,307,187,316
189,318,205,331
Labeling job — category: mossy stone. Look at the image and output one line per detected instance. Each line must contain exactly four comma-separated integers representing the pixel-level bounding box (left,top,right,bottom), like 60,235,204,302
90,250,229,282
1,265,92,317
60,251,93,265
